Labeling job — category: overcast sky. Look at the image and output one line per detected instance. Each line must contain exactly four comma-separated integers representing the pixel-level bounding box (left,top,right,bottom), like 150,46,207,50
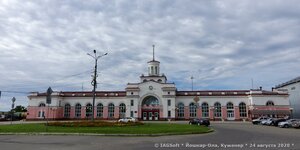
0,0,300,111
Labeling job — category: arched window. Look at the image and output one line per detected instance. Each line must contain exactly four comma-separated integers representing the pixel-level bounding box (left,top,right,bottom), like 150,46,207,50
227,102,234,109
157,79,162,82
177,103,184,118
227,102,234,118
39,103,46,107
189,103,197,118
97,103,103,118
151,66,154,74
86,103,92,118
155,66,158,74
142,96,159,106
266,101,274,106
214,102,222,117
202,102,209,118
239,102,247,117
108,103,115,118
119,103,126,118
64,104,71,118
143,79,147,82
75,103,81,118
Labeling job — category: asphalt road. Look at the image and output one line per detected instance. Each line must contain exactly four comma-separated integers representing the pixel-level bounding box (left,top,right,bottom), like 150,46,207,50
0,122,299,150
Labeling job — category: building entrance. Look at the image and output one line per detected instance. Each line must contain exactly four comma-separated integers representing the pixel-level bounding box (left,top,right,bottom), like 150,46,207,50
142,109,159,120
227,110,235,120
141,96,160,121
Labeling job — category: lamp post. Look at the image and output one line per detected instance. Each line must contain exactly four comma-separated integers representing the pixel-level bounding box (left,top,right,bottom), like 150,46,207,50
87,50,108,121
11,97,16,125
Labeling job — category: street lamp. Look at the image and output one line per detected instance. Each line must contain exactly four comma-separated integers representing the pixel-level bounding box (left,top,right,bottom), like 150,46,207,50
11,97,16,125
87,50,108,121
191,76,194,91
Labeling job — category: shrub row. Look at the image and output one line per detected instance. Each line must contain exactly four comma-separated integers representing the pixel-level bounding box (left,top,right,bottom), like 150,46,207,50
48,121,144,127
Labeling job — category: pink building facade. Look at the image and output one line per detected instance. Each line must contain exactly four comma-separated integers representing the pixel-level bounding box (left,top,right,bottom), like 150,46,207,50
27,56,291,121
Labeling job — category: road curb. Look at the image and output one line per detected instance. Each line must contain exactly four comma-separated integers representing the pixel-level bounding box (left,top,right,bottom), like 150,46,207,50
0,129,214,137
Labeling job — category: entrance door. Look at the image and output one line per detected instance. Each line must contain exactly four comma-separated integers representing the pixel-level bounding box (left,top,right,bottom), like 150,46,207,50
141,109,159,121
227,110,235,120
148,112,153,120
143,112,147,120
154,112,159,120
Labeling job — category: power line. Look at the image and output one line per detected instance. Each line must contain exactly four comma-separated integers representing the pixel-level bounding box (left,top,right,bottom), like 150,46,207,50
1,91,30,94
1,69,94,92
52,69,93,82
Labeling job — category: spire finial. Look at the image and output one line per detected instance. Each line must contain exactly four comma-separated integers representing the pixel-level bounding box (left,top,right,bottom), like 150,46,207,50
152,44,155,61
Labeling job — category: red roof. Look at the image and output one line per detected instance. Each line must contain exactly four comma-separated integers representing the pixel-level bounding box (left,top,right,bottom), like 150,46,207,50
35,91,126,97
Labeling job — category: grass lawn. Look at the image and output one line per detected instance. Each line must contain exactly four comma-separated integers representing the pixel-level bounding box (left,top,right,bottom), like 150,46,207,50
0,123,212,135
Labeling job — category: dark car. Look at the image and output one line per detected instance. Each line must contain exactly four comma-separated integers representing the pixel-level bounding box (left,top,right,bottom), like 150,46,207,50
272,118,287,126
291,120,300,128
189,118,210,126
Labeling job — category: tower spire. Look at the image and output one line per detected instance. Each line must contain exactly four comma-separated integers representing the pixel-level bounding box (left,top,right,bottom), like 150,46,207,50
152,44,155,61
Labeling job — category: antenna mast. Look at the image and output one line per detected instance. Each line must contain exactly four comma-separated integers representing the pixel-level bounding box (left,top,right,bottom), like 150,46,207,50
152,44,155,61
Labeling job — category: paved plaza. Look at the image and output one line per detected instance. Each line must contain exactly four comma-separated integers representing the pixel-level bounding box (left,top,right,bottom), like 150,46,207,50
0,122,299,150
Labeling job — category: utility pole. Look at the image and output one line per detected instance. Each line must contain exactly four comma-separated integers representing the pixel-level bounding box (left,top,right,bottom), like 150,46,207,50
88,50,108,121
11,97,16,125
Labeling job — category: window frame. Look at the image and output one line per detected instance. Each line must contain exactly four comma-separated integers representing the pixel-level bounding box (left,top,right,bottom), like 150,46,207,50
75,103,82,118
177,103,185,118
108,103,115,118
96,103,103,118
201,102,209,118
214,102,222,118
64,104,71,118
189,103,197,118
239,102,247,118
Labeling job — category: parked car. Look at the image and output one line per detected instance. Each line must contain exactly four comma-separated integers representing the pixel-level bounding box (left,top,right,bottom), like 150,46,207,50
264,118,275,126
118,117,136,123
272,118,287,126
291,120,300,128
189,118,210,126
252,117,269,125
278,119,298,128
261,118,271,125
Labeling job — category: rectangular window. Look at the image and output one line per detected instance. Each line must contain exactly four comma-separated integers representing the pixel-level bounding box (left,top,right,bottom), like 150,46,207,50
42,111,45,118
38,111,45,118
38,111,41,118
130,111,134,117
131,100,134,106
168,100,171,106
202,103,209,118
168,110,171,117
178,104,185,118
96,104,103,118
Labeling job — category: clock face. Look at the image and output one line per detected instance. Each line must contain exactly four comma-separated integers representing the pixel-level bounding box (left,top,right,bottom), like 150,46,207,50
149,86,153,90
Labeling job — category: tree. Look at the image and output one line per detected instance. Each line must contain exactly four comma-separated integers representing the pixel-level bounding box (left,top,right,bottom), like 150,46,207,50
13,105,27,112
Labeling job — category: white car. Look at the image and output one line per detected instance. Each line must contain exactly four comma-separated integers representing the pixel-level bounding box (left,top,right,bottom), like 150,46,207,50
252,117,269,124
261,118,273,125
118,117,136,123
278,119,297,128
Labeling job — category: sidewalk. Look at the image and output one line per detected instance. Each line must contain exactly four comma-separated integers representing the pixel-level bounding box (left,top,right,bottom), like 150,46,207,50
0,120,251,125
